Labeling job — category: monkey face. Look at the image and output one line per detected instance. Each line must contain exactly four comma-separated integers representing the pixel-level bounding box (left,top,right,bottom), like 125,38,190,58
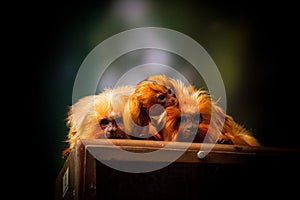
147,87,177,117
156,86,177,108
173,113,202,142
99,116,128,139
160,103,203,142
135,80,178,112
144,74,178,109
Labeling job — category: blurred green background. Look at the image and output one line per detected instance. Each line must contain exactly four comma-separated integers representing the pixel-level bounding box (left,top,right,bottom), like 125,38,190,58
30,0,298,199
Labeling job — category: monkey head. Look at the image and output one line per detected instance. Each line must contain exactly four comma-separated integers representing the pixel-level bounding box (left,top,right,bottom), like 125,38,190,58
134,80,177,112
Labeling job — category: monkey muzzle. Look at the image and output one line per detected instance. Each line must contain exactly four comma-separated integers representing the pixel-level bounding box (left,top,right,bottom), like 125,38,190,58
105,122,127,139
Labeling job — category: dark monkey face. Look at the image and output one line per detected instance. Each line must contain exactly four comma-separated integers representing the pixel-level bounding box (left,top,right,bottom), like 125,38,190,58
135,80,178,115
156,86,177,108
99,116,129,139
174,113,203,142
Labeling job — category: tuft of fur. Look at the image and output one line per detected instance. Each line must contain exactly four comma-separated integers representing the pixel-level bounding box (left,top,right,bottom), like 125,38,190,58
218,115,261,146
159,79,210,142
61,85,135,159
159,78,261,146
123,74,178,140
62,74,261,160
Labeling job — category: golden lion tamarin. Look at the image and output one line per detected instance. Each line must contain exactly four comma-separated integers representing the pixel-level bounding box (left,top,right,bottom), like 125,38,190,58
61,85,135,159
123,74,178,140
158,79,214,143
158,78,261,146
62,74,260,160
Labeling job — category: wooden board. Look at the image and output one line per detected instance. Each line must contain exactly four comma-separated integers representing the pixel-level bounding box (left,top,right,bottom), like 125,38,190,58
55,139,300,200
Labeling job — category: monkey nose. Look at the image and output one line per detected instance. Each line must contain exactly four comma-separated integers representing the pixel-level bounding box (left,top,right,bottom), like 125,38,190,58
184,124,195,133
164,98,176,107
185,127,192,133
107,125,112,132
107,125,117,133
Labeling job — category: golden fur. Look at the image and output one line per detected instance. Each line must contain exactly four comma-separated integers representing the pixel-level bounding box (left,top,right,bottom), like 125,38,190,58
159,79,216,142
62,74,261,159
158,78,261,146
61,85,134,159
219,115,261,146
123,74,178,140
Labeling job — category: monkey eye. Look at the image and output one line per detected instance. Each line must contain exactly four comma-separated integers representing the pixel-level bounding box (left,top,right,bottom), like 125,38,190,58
100,118,110,128
167,88,174,95
157,94,166,102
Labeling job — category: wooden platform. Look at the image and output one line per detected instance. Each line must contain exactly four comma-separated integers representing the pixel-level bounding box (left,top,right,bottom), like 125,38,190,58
55,139,300,200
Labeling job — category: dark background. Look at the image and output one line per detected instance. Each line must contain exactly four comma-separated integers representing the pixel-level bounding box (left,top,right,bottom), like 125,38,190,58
14,0,299,199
